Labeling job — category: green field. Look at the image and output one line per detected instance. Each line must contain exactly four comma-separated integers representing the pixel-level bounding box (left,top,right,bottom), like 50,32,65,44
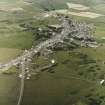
0,48,22,63
22,47,105,105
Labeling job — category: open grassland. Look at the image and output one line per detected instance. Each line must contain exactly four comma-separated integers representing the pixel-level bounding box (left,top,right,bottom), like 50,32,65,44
22,47,105,105
66,2,90,10
54,9,104,18
31,0,105,14
0,0,24,11
0,74,20,105
0,30,33,49
0,0,34,62
0,48,22,63
0,21,33,49
92,4,105,15
23,72,105,105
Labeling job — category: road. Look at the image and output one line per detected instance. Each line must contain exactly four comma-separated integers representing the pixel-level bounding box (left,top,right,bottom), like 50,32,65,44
17,61,26,105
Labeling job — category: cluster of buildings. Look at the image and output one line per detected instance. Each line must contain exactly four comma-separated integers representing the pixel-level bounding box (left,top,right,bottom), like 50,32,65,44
0,14,97,79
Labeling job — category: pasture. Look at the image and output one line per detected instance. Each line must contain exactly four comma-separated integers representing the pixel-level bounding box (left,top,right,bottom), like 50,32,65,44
66,2,89,10
54,9,104,18
0,48,22,63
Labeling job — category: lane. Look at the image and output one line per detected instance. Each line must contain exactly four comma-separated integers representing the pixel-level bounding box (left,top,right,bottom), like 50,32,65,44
17,62,25,105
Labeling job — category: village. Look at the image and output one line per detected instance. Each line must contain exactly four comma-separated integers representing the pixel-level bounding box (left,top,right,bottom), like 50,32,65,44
0,13,99,105
0,14,97,76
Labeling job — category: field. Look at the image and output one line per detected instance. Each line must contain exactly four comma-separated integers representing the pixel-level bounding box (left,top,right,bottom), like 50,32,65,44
66,2,90,10
0,0,35,63
22,47,105,105
0,48,22,63
0,74,19,105
54,9,104,18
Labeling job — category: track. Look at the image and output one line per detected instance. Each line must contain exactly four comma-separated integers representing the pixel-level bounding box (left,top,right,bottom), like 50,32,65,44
17,61,26,105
